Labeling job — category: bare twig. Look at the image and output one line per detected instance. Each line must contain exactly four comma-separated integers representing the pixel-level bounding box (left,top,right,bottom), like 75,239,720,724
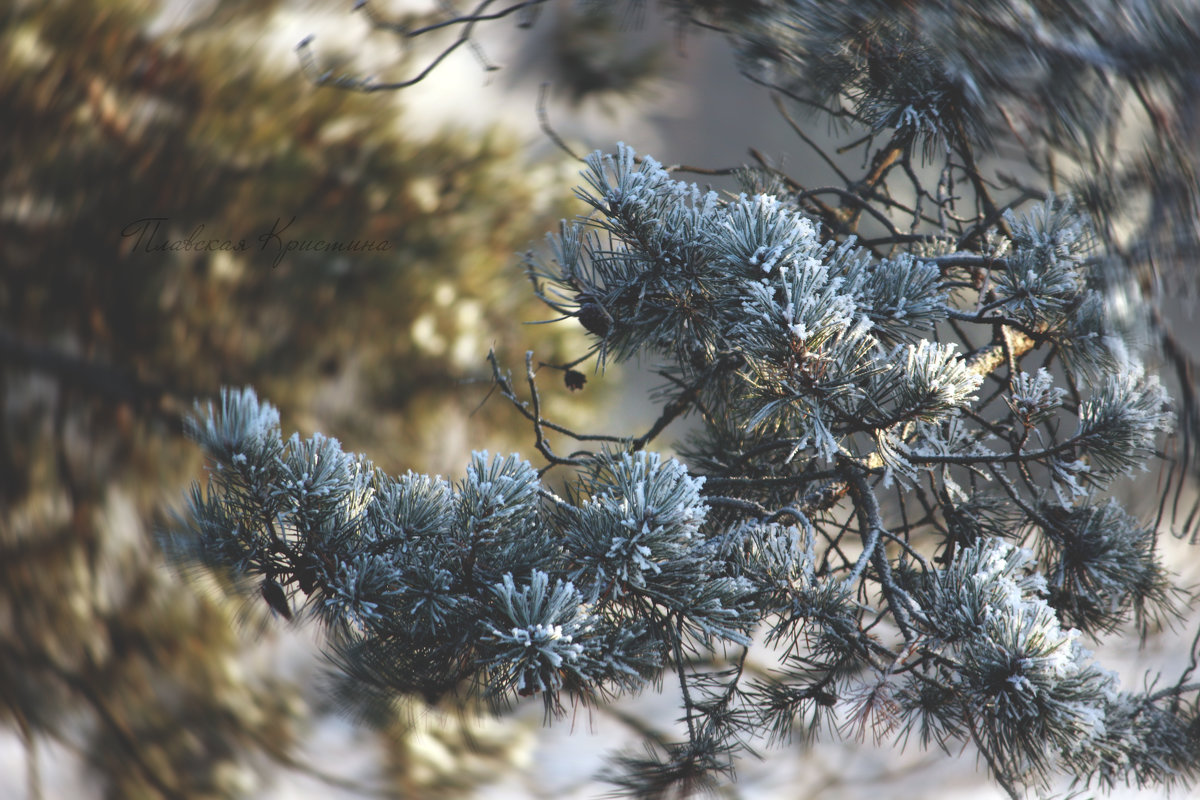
300,0,552,92
537,83,584,162
771,93,852,186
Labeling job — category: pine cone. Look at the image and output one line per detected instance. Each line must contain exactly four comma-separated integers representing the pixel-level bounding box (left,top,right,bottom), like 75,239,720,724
576,301,611,337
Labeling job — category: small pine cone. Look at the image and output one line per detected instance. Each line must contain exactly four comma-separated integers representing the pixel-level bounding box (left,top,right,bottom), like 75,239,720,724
564,369,587,391
576,302,612,337
261,577,293,620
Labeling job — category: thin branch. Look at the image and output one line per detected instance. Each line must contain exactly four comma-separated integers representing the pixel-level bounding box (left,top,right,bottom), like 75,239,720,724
414,0,549,36
1144,681,1200,705
631,379,703,451
299,0,519,92
968,717,1021,800
771,93,852,186
487,349,626,447
844,465,922,640
796,185,904,238
523,351,590,470
1162,619,1200,707
841,465,883,591
742,71,861,121
537,83,584,162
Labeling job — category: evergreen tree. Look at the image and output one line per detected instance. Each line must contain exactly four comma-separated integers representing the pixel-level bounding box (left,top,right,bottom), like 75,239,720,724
174,1,1200,797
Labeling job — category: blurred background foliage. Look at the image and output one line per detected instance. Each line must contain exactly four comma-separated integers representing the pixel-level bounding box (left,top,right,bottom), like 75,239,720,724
0,0,621,796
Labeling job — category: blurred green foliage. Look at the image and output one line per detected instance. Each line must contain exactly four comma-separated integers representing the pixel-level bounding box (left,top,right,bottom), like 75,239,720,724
0,0,599,796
